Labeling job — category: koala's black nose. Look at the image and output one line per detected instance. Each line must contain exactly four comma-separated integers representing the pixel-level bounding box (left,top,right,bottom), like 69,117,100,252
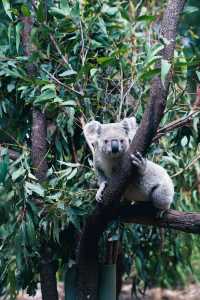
111,139,119,153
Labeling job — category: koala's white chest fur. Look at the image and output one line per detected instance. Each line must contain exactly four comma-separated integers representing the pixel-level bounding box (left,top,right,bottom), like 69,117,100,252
95,153,147,201
96,154,122,177
95,153,174,206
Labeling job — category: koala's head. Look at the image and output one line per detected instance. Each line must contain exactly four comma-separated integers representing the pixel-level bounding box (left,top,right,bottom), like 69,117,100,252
83,117,137,157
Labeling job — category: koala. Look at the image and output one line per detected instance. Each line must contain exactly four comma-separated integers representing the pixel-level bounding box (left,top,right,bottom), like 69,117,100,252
83,117,174,210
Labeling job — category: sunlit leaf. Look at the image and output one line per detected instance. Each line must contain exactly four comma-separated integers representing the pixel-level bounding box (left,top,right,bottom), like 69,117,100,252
161,59,171,87
2,0,12,20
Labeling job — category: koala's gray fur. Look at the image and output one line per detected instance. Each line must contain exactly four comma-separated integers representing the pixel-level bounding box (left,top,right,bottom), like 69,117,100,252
83,117,174,210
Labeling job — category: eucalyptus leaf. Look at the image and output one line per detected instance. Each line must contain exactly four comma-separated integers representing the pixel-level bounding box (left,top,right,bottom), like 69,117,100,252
59,70,77,77
25,182,45,197
161,59,171,87
2,0,12,20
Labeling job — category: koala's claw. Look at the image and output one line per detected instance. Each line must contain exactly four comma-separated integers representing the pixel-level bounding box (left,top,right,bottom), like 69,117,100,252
155,209,168,219
131,152,146,174
96,181,107,203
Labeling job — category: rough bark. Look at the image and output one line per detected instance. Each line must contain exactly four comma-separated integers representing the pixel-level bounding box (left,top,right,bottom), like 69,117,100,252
31,110,48,182
77,1,186,299
21,15,58,300
120,203,200,234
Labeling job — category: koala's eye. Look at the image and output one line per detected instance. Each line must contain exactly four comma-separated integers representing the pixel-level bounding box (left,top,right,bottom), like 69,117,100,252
120,139,124,143
104,139,108,144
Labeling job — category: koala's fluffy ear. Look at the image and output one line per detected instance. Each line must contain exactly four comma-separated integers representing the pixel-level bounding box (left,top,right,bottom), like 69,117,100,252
121,117,138,141
83,120,101,154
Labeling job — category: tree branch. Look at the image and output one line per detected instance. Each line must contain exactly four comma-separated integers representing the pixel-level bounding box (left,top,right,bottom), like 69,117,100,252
77,1,186,299
154,84,200,141
119,203,200,234
153,111,199,142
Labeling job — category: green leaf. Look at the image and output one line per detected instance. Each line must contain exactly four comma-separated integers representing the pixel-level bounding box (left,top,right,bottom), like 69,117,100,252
145,44,164,67
60,0,70,10
183,6,199,14
59,70,77,77
50,7,71,18
25,215,36,246
136,15,156,22
41,84,56,91
2,0,12,20
181,136,188,147
101,4,118,16
16,22,22,53
196,71,200,81
0,160,8,183
59,100,76,106
162,156,179,167
67,207,80,230
135,256,142,273
97,56,115,65
25,182,45,197
161,59,171,87
12,167,26,181
90,68,98,77
139,68,159,81
7,82,15,93
34,89,56,104
21,4,31,17
58,161,80,167
67,168,77,180
36,1,46,22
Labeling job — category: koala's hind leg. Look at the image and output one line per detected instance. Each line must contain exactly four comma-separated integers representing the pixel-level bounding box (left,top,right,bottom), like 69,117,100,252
151,184,174,210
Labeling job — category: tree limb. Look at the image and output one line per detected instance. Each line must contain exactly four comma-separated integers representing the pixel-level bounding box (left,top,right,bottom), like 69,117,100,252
153,111,199,142
119,203,200,234
154,84,200,142
77,1,186,299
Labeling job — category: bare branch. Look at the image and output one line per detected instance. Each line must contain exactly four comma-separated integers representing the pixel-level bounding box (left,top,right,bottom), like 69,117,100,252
153,111,199,141
41,67,84,96
49,34,68,65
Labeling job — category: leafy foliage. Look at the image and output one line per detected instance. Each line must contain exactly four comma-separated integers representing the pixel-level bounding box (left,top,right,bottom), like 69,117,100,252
0,0,200,298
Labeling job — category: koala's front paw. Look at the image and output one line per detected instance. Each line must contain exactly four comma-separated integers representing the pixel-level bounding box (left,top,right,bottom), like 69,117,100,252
96,181,107,203
131,152,146,175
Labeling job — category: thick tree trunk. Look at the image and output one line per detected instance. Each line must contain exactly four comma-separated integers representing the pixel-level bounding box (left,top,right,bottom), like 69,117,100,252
77,1,186,299
31,109,58,300
21,15,58,300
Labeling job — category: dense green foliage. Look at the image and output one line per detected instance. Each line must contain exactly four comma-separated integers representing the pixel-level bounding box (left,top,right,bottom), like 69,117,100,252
0,0,200,298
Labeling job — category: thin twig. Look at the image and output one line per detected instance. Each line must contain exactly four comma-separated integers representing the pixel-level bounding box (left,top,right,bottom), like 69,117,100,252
172,151,200,178
118,63,124,121
79,20,87,66
49,34,68,65
153,111,199,141
41,67,84,96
